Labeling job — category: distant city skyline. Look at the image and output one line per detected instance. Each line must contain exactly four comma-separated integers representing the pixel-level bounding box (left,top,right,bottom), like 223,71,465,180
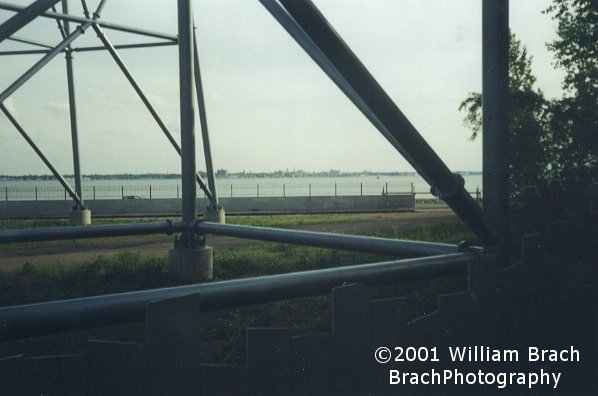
0,1,564,176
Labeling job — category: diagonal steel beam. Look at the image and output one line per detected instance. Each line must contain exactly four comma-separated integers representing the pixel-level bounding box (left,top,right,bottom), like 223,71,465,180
89,22,215,204
7,35,54,48
0,8,98,104
273,0,494,244
0,0,61,43
0,103,82,206
193,25,219,207
0,1,177,42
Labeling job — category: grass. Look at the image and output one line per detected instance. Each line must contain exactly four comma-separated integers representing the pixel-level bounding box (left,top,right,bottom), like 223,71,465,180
0,215,474,364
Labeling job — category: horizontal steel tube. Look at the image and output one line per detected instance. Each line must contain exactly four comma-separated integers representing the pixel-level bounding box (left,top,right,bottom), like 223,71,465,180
197,221,457,257
0,2,177,42
0,252,471,340
0,42,177,56
0,221,189,244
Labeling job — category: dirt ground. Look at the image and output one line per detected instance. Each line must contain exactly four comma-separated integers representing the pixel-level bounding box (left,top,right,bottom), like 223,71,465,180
0,209,457,270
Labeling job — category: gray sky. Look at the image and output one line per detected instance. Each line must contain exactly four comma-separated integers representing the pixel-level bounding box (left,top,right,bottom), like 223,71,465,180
0,0,564,175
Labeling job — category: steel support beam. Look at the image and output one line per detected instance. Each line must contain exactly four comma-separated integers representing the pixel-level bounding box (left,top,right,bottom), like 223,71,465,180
196,221,458,257
193,26,219,208
0,252,472,340
0,0,60,43
0,42,178,56
0,220,189,244
7,35,54,48
0,103,82,206
178,0,197,233
259,0,411,171
62,0,84,209
482,0,510,261
89,22,214,202
0,0,107,105
0,2,177,42
272,0,492,244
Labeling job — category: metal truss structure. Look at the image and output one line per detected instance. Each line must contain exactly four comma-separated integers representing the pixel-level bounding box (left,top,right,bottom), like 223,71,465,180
0,0,509,341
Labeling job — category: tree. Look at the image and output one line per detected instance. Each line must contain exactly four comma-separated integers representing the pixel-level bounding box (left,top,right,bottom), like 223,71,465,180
459,34,550,202
545,0,597,197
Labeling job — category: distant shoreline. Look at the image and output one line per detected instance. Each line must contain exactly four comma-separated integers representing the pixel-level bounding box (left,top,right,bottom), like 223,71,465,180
0,171,482,181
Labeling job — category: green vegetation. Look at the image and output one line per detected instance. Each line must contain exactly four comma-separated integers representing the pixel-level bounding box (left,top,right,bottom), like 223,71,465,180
0,218,473,364
459,1,597,230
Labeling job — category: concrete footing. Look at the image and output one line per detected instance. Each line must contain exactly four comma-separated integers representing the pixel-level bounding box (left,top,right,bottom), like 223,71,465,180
204,208,225,223
168,246,213,281
69,209,91,226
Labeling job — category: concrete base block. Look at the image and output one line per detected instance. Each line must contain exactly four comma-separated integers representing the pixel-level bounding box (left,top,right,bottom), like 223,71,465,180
69,209,91,226
168,246,213,281
204,208,225,223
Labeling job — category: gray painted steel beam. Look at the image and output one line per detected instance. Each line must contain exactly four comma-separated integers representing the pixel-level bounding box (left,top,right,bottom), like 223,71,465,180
7,35,54,48
272,0,493,244
178,0,197,229
0,103,82,206
0,252,472,340
482,0,510,260
196,221,458,258
0,42,178,56
0,2,177,42
89,23,214,203
0,0,61,43
63,0,84,208
0,0,107,105
258,0,423,184
0,220,189,244
193,27,219,207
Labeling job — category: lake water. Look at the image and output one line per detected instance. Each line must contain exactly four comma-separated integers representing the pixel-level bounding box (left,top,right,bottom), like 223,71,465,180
0,174,483,201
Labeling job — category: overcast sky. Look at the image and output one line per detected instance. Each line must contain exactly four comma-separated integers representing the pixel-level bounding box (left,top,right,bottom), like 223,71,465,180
0,0,564,175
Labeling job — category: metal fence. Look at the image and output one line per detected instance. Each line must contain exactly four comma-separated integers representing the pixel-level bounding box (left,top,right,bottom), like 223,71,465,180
0,182,482,201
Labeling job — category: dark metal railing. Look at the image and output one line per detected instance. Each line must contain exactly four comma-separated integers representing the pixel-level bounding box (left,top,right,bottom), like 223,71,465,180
0,252,473,341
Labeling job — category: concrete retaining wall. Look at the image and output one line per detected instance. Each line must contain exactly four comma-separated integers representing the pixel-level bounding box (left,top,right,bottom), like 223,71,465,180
0,194,414,219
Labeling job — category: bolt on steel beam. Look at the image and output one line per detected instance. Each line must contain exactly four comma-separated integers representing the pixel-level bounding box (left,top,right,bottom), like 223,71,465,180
0,252,472,341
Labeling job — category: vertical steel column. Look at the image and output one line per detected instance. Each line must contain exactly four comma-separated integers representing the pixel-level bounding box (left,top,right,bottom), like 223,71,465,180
178,0,197,231
482,0,510,260
62,0,83,209
192,27,219,208
88,22,215,203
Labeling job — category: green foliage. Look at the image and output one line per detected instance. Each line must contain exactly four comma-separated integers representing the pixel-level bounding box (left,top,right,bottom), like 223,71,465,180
0,253,180,306
544,0,597,201
460,1,597,225
459,34,550,204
